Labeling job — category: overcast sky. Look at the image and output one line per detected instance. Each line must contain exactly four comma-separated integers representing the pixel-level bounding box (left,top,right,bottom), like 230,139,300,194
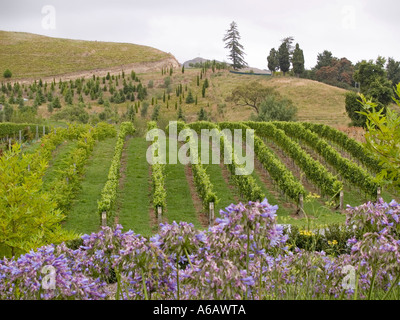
1,0,399,70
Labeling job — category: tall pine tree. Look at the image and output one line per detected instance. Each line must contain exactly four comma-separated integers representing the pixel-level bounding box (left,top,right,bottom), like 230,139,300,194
223,21,248,70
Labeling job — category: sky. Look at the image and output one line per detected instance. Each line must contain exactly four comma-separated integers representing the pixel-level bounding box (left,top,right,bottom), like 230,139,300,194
0,0,399,70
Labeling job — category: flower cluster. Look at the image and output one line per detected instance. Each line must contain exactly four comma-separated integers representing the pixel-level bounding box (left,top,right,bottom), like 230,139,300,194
1,198,400,300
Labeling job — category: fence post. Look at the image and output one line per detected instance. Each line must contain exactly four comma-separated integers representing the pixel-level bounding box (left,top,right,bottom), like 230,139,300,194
8,138,11,150
377,187,382,201
19,130,22,144
339,190,344,210
43,126,46,136
36,125,39,139
299,194,304,213
157,206,162,227
209,202,215,226
101,211,107,227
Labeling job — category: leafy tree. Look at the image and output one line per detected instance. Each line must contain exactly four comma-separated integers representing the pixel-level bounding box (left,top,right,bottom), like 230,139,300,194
253,95,297,122
227,81,277,113
345,91,367,127
358,84,400,192
223,21,248,70
386,57,400,87
315,50,334,70
292,43,305,77
267,48,279,73
354,58,393,107
0,144,76,257
278,41,290,76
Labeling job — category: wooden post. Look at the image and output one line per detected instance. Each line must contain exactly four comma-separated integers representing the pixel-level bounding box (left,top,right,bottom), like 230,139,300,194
299,194,304,213
36,125,39,139
43,126,46,136
377,187,382,201
28,164,30,172
19,130,22,144
101,211,107,227
209,202,215,226
339,190,344,210
157,206,162,227
8,138,11,150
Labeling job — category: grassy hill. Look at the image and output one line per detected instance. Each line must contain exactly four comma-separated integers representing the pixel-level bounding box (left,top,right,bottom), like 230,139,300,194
137,69,351,127
0,31,178,80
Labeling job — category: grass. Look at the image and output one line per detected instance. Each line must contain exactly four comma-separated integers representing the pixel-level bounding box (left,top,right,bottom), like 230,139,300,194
63,136,117,234
117,137,153,237
0,31,173,80
42,140,78,191
164,138,202,229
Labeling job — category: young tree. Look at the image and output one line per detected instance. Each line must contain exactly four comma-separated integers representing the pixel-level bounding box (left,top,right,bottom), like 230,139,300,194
267,48,279,73
292,43,305,77
0,145,76,257
358,84,400,192
278,41,290,76
223,21,248,70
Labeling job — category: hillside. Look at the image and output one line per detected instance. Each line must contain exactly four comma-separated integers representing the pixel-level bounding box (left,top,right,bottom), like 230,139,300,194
0,31,180,80
137,69,351,127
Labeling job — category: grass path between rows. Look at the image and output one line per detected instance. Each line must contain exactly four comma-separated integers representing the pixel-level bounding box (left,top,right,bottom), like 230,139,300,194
164,138,202,229
63,136,117,235
116,137,153,237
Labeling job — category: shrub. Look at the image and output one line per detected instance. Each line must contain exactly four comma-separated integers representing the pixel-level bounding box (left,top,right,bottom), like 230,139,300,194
3,69,12,78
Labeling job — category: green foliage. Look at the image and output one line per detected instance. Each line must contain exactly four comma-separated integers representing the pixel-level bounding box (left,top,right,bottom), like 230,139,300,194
354,58,393,108
345,91,367,127
386,57,400,88
219,121,305,203
254,95,297,122
302,122,382,173
315,50,334,70
274,121,379,198
223,21,248,70
177,106,185,121
52,103,89,123
292,43,305,76
97,122,135,225
185,90,195,104
267,48,279,73
151,105,161,121
358,87,400,192
0,144,76,257
3,69,12,78
147,121,167,211
278,41,290,75
227,81,278,114
245,121,343,199
197,106,208,121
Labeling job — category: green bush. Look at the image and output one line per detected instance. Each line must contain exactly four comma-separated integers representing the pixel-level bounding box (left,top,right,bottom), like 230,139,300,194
3,69,12,78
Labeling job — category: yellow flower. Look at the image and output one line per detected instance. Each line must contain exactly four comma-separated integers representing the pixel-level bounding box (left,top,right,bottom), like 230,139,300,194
328,240,338,246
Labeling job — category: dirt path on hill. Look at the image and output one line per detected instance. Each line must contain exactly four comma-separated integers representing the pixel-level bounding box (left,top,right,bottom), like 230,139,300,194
9,56,181,85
